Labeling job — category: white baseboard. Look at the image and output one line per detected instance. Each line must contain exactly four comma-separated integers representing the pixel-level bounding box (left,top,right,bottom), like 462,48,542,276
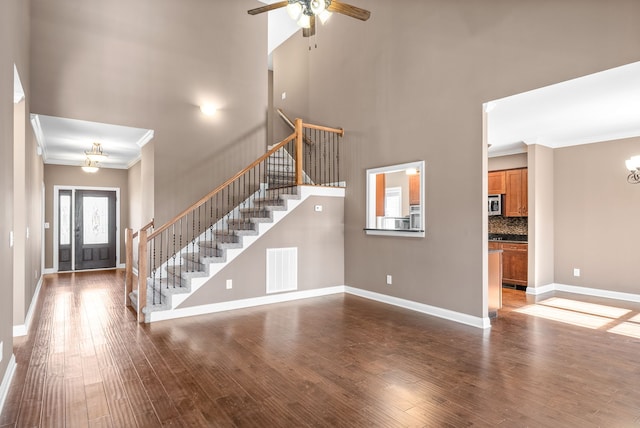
0,354,17,416
43,268,55,274
527,283,640,303
526,283,556,295
117,263,126,269
13,275,44,337
554,283,640,303
132,267,138,277
150,284,491,329
149,286,346,323
345,287,491,329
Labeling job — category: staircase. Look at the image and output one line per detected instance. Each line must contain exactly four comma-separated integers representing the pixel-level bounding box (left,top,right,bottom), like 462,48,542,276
125,118,344,323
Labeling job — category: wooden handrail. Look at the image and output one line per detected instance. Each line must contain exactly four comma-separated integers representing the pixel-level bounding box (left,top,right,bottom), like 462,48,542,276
303,122,344,136
148,131,297,241
277,109,314,145
132,218,154,239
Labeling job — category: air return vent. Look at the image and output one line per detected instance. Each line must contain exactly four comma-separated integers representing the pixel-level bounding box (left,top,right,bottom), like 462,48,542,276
266,247,298,294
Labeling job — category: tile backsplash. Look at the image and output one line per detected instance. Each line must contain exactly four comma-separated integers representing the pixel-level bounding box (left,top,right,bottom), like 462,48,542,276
488,216,528,235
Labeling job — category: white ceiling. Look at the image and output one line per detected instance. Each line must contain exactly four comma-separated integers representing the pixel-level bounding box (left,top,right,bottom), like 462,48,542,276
31,114,153,169
488,61,640,157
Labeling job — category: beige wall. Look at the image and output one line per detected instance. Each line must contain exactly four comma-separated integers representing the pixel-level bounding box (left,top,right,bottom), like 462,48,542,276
180,196,344,307
1,0,31,385
44,165,129,270
528,144,554,288
489,153,528,171
554,137,640,293
274,0,640,318
29,0,268,228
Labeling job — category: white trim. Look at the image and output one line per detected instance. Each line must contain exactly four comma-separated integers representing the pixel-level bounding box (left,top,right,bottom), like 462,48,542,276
526,283,556,295
54,186,121,271
117,263,125,269
365,229,425,238
345,286,491,329
132,267,139,277
43,268,56,275
13,275,44,337
136,129,154,148
29,114,47,161
13,64,25,103
149,286,346,322
0,355,17,416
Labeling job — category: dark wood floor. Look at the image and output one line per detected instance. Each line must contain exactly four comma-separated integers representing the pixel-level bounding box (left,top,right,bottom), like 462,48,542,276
2,272,640,427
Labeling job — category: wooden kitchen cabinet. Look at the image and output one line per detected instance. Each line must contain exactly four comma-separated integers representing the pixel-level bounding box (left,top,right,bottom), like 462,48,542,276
501,242,528,286
409,173,420,205
488,171,506,194
504,168,528,217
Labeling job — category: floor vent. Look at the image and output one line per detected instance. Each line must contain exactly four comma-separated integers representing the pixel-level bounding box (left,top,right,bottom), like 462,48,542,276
266,247,298,294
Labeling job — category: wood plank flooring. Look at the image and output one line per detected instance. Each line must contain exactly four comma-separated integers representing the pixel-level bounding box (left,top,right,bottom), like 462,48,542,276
2,271,640,427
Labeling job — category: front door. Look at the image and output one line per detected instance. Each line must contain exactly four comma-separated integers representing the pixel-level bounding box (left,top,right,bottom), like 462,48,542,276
74,190,117,270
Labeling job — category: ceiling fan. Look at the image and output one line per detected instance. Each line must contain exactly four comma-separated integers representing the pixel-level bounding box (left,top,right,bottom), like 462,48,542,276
247,1,371,37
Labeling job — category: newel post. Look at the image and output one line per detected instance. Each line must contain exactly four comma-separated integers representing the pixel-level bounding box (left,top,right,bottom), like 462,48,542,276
295,118,304,186
137,229,148,323
125,227,133,306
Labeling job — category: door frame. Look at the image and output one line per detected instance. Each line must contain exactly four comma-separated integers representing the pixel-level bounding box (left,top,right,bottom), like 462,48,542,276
53,185,121,272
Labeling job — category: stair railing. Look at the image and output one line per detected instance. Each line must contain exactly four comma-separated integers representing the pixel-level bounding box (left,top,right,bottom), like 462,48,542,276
124,219,153,307
128,118,343,322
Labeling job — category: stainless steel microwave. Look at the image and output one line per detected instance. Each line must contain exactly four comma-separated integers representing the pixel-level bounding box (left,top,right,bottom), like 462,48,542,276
488,194,502,216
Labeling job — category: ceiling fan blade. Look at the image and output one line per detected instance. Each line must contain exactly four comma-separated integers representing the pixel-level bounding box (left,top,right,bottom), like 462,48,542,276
302,15,316,37
247,1,288,15
327,1,371,21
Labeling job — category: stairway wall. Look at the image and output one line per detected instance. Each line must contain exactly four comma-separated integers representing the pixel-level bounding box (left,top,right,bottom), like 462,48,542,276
178,195,344,308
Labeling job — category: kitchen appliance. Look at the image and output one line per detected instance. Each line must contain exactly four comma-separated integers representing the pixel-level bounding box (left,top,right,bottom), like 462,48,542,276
409,205,421,229
488,194,502,216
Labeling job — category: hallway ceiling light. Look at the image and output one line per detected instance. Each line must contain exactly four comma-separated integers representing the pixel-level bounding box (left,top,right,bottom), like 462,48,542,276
85,142,108,162
200,103,217,116
81,158,99,173
625,155,640,184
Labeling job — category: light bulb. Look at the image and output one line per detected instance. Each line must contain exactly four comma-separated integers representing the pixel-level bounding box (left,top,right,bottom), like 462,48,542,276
319,10,332,24
297,14,311,28
310,0,326,15
200,103,217,116
287,2,302,20
82,166,99,173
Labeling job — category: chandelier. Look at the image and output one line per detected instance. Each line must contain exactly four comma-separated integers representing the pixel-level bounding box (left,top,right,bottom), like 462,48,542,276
81,142,108,173
286,0,332,28
625,155,640,184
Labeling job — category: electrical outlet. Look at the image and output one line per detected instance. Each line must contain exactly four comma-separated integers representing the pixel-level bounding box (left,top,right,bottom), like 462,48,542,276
573,268,581,277
226,279,233,290
386,275,392,285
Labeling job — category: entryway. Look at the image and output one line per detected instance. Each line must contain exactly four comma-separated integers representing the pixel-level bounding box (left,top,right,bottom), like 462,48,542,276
55,187,119,271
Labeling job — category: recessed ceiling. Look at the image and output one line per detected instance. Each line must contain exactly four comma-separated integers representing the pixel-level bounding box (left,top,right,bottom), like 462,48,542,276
488,61,640,157
32,114,153,169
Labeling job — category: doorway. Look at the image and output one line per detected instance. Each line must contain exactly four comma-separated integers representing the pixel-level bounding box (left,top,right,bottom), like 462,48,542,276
55,186,119,271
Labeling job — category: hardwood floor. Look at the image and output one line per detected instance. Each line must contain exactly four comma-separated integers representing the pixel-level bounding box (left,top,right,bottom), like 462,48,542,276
2,271,640,427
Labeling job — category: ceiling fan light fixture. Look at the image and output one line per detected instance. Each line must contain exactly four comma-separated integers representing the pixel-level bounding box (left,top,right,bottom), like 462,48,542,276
286,2,303,20
319,9,332,24
310,0,327,15
297,13,311,28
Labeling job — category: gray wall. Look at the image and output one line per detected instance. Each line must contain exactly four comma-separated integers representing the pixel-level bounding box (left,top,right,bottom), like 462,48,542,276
180,196,344,308
273,0,640,317
29,0,268,228
554,137,640,293
44,165,129,270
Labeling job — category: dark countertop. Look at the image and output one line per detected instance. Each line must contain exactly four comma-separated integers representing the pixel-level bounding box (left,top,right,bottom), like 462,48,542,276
488,233,527,243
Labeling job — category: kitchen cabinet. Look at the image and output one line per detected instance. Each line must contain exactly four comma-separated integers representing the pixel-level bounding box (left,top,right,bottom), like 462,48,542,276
504,168,527,217
501,242,528,286
409,173,420,205
488,241,528,287
488,171,506,194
